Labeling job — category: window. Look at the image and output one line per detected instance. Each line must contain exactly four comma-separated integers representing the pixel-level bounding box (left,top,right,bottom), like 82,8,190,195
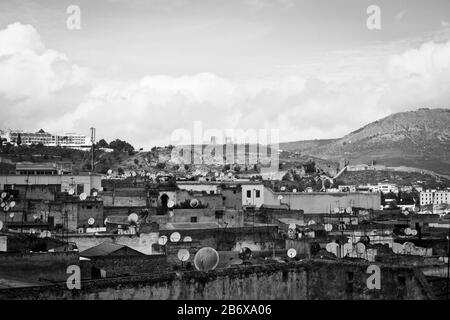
255,190,261,198
247,190,251,198
190,216,197,223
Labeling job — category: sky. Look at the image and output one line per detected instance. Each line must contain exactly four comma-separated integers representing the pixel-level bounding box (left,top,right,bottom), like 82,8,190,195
1,0,450,149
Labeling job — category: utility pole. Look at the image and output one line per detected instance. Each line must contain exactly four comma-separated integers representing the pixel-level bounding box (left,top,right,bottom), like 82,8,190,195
90,127,96,173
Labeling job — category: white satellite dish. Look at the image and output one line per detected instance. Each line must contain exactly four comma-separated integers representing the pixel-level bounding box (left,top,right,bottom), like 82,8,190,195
346,207,352,214
92,191,98,197
4,206,10,212
356,242,366,254
167,200,175,208
177,249,190,262
278,195,283,200
308,220,316,226
0,202,5,208
104,218,108,225
88,218,95,226
0,221,3,231
214,172,219,177
33,214,38,220
333,207,340,214
9,201,16,208
68,188,75,195
170,232,181,242
405,228,412,235
9,212,14,218
411,229,418,236
404,242,415,254
1,192,6,198
79,193,87,201
280,186,286,191
128,213,139,223
292,189,297,193
194,247,220,271
324,224,333,232
183,236,192,242
131,171,136,177
392,242,404,254
287,248,297,258
107,169,113,175
158,235,168,246
227,172,233,177
288,223,296,230
190,199,199,208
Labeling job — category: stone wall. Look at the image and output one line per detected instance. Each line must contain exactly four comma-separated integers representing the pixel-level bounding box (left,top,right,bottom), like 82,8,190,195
0,260,434,300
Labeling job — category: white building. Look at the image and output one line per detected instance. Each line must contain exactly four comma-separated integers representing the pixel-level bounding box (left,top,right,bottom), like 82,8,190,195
5,130,91,148
420,190,450,206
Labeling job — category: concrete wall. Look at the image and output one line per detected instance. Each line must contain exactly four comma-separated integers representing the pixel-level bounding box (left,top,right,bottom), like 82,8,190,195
0,174,101,194
264,188,381,213
0,252,79,283
0,260,434,300
242,184,265,207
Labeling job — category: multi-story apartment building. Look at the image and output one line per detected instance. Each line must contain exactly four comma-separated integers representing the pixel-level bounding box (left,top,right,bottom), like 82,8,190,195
4,130,90,148
420,190,450,206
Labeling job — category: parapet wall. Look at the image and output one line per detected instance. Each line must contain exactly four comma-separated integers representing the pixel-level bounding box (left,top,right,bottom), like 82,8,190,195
0,260,434,300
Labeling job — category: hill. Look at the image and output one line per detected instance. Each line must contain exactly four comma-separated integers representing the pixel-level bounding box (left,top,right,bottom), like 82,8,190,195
279,108,450,175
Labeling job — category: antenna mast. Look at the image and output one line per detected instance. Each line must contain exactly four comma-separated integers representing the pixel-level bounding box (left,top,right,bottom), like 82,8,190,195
90,127,96,173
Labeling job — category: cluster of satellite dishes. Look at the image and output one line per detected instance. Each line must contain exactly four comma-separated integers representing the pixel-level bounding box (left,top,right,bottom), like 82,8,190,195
1,192,16,216
403,227,418,236
392,241,426,255
332,207,353,214
325,240,368,259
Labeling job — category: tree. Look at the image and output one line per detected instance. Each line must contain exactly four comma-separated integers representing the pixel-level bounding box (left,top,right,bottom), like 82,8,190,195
108,139,134,153
16,133,22,146
97,139,109,148
117,167,124,175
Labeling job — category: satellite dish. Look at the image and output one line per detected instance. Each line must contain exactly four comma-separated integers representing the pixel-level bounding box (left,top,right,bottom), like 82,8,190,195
183,236,192,242
239,247,252,261
79,193,87,201
193,247,220,271
4,206,10,212
68,188,75,195
392,242,404,254
346,207,352,214
107,169,113,175
1,192,6,198
92,191,98,197
405,228,412,235
287,229,297,239
0,221,3,231
9,212,14,218
308,220,316,226
214,172,219,177
292,189,297,193
190,199,199,208
128,213,139,223
104,218,108,225
0,202,5,208
356,242,366,254
33,214,38,220
170,232,181,242
288,223,296,230
411,229,418,236
177,249,190,262
131,171,136,177
287,248,297,258
9,201,15,208
88,218,95,226
324,224,333,232
227,172,233,177
278,195,283,200
280,186,286,191
404,242,415,254
158,235,168,246
167,200,175,208
333,207,340,214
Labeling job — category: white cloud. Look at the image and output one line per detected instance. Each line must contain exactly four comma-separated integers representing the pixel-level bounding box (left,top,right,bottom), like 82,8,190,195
1,22,450,149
